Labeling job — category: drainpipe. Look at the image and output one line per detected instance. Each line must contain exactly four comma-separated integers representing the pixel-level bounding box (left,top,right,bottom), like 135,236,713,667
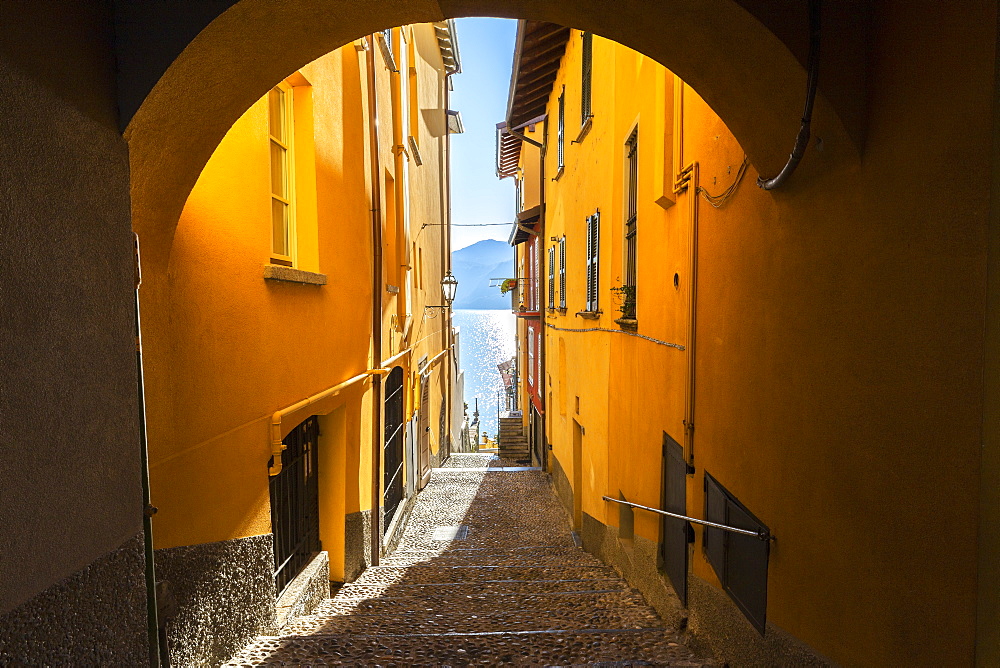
683,164,700,467
538,121,547,458
366,34,384,568
133,235,162,667
757,0,821,190
444,72,453,461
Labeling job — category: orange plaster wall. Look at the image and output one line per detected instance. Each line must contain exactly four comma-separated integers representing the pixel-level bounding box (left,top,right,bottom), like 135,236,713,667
535,12,991,664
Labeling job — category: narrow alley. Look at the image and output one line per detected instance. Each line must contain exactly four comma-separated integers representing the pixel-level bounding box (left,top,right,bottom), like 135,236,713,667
226,453,711,665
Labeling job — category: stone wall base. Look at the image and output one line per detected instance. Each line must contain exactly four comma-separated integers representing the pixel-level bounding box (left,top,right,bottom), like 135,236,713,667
155,534,276,667
550,453,833,667
344,509,372,582
0,532,148,665
275,552,329,629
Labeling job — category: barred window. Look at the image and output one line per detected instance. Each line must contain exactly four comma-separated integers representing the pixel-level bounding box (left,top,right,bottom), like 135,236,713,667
559,237,567,309
623,128,638,319
585,212,600,312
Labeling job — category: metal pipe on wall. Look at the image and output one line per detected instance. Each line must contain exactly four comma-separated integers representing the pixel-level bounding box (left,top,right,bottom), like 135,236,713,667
365,34,384,568
133,236,163,667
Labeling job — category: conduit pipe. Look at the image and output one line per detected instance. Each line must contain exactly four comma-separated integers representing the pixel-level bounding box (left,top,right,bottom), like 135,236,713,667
268,371,375,476
757,0,821,190
381,347,412,369
366,34,385,567
683,163,700,467
420,345,453,373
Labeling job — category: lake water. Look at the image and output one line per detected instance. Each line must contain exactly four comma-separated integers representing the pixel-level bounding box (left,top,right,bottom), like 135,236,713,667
453,309,516,438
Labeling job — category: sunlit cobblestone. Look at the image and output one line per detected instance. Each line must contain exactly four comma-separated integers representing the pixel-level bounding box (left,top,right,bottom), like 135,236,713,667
225,453,713,666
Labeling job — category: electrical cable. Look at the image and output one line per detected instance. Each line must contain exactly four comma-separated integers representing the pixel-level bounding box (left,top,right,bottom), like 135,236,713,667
695,155,750,208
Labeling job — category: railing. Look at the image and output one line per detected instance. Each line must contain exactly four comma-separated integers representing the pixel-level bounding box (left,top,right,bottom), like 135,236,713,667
602,496,771,541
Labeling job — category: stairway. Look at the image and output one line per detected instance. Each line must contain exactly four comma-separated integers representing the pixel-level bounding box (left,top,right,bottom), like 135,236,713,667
225,454,711,666
498,415,531,462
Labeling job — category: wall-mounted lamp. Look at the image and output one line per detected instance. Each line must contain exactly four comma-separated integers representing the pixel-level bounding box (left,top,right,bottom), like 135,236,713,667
424,271,458,318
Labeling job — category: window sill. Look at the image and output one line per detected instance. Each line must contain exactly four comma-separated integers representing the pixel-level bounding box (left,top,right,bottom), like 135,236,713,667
576,310,601,320
263,264,327,285
572,116,593,144
557,307,568,314
614,317,638,331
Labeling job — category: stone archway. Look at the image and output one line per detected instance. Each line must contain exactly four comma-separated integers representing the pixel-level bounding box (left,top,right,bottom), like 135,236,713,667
121,0,862,246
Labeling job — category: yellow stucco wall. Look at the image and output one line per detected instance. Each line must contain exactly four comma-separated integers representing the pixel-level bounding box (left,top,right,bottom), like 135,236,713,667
140,29,455,581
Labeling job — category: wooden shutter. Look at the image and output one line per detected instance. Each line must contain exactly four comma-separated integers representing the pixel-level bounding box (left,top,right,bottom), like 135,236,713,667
548,247,555,309
581,32,593,123
559,237,566,309
586,212,600,312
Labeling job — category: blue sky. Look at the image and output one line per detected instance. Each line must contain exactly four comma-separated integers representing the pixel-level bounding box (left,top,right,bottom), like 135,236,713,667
449,18,517,251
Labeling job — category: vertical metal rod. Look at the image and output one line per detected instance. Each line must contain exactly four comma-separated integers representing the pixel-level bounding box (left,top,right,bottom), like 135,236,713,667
366,35,384,568
134,236,162,666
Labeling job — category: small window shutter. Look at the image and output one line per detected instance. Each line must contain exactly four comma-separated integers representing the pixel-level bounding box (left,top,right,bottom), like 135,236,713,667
548,247,555,309
585,212,600,312
558,92,565,169
581,32,593,123
559,237,566,309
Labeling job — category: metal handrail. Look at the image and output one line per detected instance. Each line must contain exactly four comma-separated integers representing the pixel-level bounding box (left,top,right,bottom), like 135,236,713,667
602,496,770,541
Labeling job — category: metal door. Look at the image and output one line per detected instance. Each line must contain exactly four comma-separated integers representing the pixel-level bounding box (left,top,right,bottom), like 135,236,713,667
269,415,320,594
418,374,431,488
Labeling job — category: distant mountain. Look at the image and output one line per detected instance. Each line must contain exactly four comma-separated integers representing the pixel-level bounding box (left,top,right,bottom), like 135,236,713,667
452,239,513,309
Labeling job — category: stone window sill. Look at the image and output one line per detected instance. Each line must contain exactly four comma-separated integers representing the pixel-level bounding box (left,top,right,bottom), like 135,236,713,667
614,317,638,331
576,310,601,320
263,265,327,285
573,116,593,144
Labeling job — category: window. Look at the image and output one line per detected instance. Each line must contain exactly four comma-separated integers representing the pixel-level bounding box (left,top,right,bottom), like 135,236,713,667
547,246,556,310
527,334,535,386
581,32,593,124
623,128,638,319
559,236,567,309
586,212,600,312
269,83,294,266
557,89,565,171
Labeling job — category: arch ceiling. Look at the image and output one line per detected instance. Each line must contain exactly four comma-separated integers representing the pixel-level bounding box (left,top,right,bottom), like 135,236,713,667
120,0,865,240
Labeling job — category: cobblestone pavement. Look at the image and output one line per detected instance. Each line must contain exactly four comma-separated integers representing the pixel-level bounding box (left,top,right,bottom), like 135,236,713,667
226,453,713,666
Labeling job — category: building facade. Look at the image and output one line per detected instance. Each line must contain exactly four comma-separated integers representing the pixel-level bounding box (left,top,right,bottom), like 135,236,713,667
134,24,462,665
499,21,989,666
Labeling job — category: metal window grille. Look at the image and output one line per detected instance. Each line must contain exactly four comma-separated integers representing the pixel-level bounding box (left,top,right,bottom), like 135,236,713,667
586,212,600,312
581,32,593,123
548,247,556,309
559,237,567,309
269,415,320,594
383,367,405,528
703,472,771,635
624,128,638,319
557,91,565,170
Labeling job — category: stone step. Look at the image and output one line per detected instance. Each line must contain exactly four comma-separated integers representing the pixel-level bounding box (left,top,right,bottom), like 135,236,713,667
378,551,605,568
334,577,631,601
224,629,708,666
353,564,616,586
311,588,647,617
281,599,662,636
